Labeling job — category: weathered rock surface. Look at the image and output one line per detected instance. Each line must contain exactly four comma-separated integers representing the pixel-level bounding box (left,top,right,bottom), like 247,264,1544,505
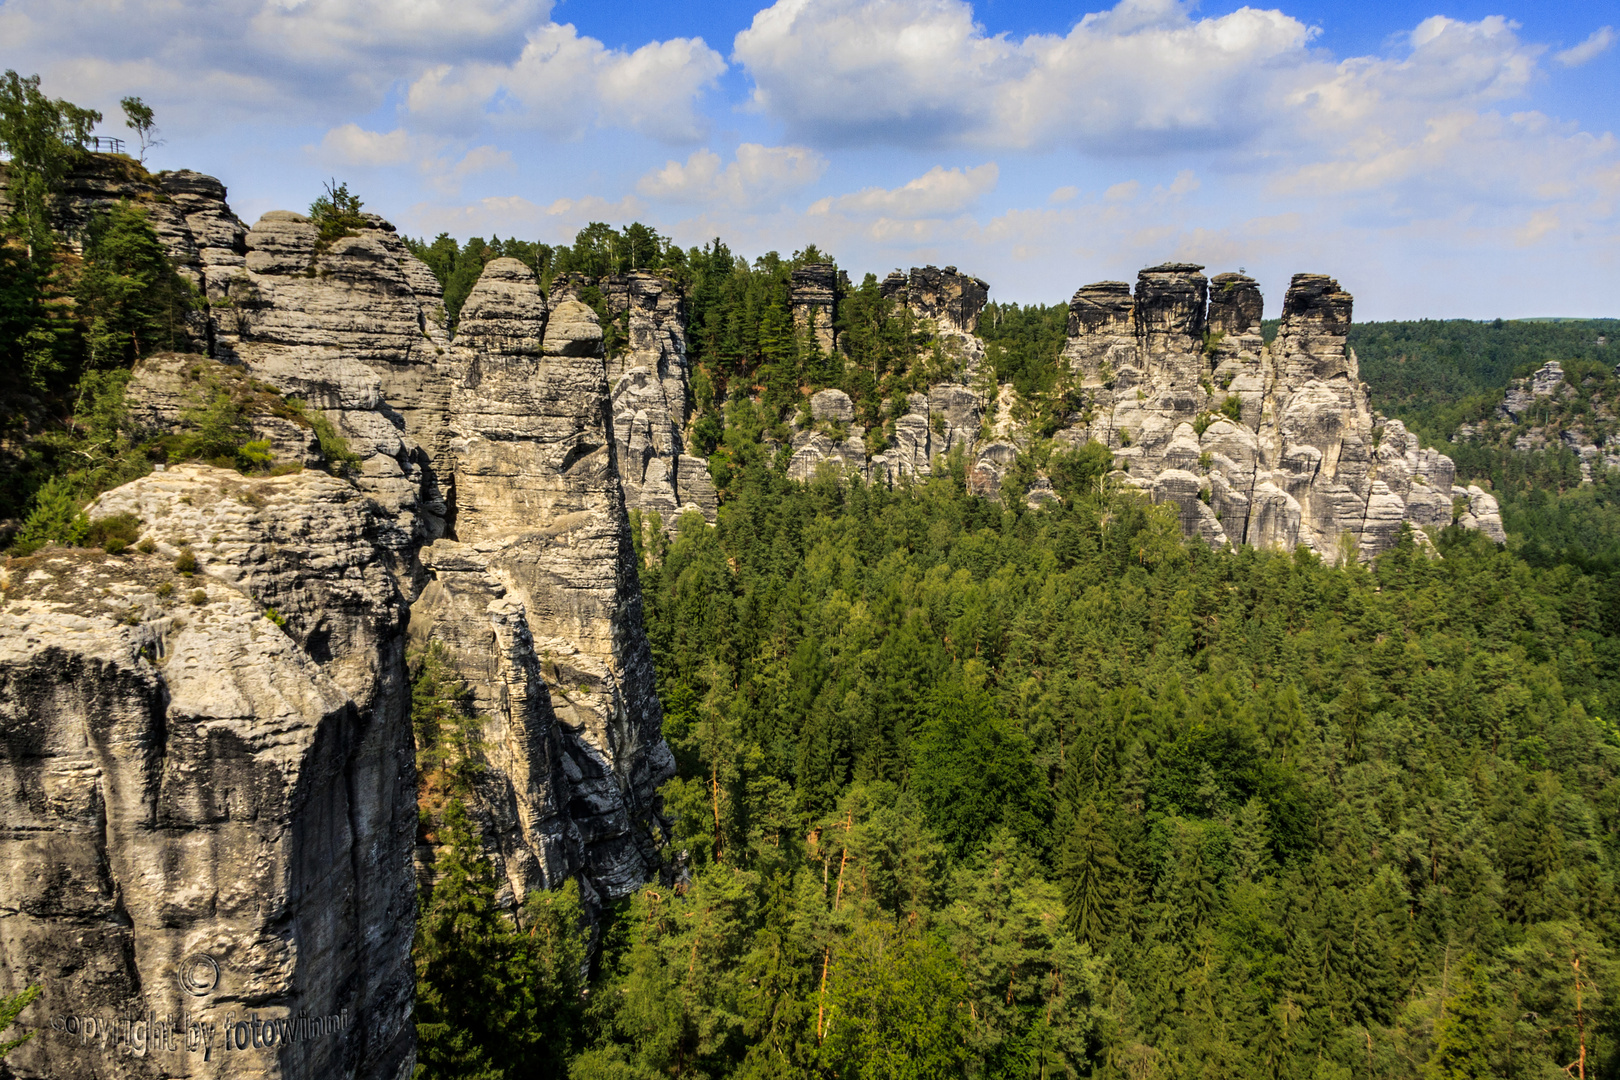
0,466,416,1080
418,260,674,905
0,171,681,1075
1057,266,1503,558
790,263,838,355
601,273,718,525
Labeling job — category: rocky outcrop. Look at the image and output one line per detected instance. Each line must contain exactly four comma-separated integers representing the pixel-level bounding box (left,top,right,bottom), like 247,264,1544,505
790,263,837,355
882,265,990,383
1467,360,1619,483
0,466,417,1080
1057,267,1503,556
0,171,681,1076
601,273,718,526
415,259,674,905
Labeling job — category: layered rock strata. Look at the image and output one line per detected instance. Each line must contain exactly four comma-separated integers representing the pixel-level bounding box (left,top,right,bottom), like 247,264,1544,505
600,273,718,525
790,263,838,355
0,466,417,1080
0,168,679,1076
1058,266,1504,555
414,260,674,904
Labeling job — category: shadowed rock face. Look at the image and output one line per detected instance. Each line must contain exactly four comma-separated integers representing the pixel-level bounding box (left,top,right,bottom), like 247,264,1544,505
0,171,680,1078
1,467,417,1080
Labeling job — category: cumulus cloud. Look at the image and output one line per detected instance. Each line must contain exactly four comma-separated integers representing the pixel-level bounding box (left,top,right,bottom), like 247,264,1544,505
733,0,1316,152
809,164,999,218
637,144,827,206
313,125,513,195
0,0,724,141
407,26,726,141
415,193,645,240
1555,27,1616,68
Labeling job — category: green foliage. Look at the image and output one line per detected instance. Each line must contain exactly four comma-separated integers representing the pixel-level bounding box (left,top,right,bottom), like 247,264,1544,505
307,179,367,244
909,678,1052,858
85,511,140,553
1425,955,1500,1080
76,201,192,367
300,405,361,471
1353,318,1618,437
119,95,160,161
820,921,973,1079
403,221,684,332
567,399,1620,1080
0,983,41,1058
978,300,1069,400
414,800,587,1080
411,643,487,801
0,70,99,257
10,474,86,554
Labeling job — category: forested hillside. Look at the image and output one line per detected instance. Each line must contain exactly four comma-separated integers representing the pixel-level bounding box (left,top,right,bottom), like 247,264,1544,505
7,88,1620,1076
1350,319,1617,442
1350,321,1620,576
543,427,1620,1079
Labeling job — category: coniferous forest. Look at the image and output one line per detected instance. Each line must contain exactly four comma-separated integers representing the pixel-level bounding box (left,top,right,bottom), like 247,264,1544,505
395,232,1620,1080
2,81,1618,1077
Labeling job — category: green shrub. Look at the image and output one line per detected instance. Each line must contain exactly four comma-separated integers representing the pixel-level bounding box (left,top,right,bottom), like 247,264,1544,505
86,512,142,554
307,411,361,471
174,549,197,575
10,477,88,555
1220,395,1242,422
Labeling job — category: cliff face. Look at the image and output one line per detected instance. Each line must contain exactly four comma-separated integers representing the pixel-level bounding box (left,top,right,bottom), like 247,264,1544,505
1,467,416,1080
0,164,677,1077
783,259,1502,559
1059,266,1504,556
600,273,718,526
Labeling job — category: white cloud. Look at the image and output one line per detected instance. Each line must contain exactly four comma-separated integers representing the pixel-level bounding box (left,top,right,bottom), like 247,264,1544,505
318,124,415,168
1104,180,1140,202
1,0,723,142
405,24,726,141
733,0,1316,152
312,125,514,195
637,144,827,206
1048,186,1080,205
414,193,645,240
809,164,998,218
1555,27,1616,68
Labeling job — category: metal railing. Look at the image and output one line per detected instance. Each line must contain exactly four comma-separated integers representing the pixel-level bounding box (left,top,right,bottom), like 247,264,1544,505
85,136,126,154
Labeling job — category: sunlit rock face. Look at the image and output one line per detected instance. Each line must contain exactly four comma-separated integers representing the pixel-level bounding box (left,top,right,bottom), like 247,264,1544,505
1,466,417,1080
778,255,1502,558
0,173,681,1079
1056,268,1503,557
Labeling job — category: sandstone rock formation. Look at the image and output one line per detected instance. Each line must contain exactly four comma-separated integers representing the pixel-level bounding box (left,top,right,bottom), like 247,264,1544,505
601,273,718,525
1,466,417,1080
790,263,838,355
1056,265,1504,554
881,265,990,383
776,256,1503,555
0,166,680,1077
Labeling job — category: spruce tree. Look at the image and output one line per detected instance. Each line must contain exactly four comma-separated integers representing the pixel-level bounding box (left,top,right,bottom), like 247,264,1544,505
1425,954,1499,1080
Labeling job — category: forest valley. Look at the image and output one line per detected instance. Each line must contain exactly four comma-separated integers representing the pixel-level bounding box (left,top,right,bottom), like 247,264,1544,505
2,74,1619,1080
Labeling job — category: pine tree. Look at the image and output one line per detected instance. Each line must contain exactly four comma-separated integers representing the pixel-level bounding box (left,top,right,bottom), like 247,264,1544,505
1424,954,1499,1080
1059,803,1123,949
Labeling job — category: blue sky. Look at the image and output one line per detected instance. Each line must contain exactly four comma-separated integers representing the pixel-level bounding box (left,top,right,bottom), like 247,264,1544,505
3,0,1617,319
